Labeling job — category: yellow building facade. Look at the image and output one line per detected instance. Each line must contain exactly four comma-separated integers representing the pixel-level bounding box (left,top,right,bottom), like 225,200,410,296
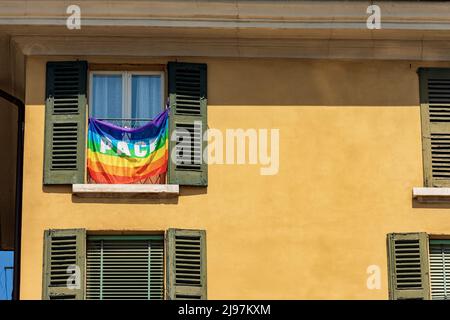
18,56,450,299
1,0,450,300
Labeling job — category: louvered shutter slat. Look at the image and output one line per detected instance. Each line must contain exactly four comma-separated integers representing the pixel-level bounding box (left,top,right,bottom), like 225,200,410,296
44,61,87,184
419,68,450,187
42,229,86,300
167,229,207,300
168,62,208,186
387,233,430,300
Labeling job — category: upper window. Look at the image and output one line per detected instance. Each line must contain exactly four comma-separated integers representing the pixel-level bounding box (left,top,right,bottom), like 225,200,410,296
43,61,208,186
89,71,164,128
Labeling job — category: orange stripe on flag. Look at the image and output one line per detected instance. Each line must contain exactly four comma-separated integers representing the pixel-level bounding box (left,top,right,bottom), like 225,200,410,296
88,164,167,184
87,155,167,179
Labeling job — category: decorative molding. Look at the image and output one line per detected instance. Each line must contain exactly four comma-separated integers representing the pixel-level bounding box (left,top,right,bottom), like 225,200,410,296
1,1,450,31
72,184,179,198
11,35,450,61
4,1,450,61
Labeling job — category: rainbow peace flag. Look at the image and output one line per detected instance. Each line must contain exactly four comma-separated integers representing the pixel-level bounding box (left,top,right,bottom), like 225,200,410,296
87,109,169,184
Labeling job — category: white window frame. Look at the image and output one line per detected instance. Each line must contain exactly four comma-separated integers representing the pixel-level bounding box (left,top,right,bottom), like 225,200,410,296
89,70,165,120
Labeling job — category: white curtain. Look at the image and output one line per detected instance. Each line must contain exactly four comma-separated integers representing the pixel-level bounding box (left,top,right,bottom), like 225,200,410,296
91,74,123,119
131,75,162,120
91,74,161,121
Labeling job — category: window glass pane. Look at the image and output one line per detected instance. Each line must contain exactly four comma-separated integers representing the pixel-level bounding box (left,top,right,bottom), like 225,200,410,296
91,74,123,119
131,75,162,120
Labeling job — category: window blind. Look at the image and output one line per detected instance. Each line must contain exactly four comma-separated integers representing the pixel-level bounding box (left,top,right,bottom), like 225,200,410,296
86,236,164,300
430,240,450,300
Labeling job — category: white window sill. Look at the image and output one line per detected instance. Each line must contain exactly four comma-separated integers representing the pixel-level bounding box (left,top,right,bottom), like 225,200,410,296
413,187,450,203
72,184,179,198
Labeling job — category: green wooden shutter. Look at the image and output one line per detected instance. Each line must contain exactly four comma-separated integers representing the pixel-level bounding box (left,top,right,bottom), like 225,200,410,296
167,229,207,300
86,236,164,300
42,229,86,300
168,62,207,186
43,61,88,185
418,68,450,187
387,233,430,300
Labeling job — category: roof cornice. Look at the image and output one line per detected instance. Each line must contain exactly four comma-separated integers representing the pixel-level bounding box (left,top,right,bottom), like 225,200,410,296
5,1,450,61
11,35,450,61
1,1,450,31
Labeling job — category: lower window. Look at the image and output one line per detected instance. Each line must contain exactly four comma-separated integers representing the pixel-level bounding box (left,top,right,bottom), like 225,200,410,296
42,228,207,300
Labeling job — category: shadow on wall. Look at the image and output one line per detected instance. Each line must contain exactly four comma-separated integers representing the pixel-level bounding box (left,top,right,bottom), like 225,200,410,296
26,58,450,107
412,199,450,209
71,194,180,205
206,59,450,107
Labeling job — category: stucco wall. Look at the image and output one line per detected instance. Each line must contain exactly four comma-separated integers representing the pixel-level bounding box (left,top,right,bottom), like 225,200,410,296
20,56,450,299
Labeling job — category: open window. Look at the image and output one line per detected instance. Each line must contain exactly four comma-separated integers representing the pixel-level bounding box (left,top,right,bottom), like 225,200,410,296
43,61,208,188
88,71,166,184
89,71,164,126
